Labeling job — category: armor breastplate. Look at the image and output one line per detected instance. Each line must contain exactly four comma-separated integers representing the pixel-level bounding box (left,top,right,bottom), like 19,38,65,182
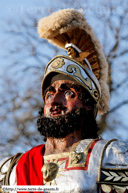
43,139,108,193
1,139,128,193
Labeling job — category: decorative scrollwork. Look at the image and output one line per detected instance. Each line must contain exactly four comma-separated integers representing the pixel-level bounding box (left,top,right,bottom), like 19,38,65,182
67,64,92,90
92,89,99,100
50,58,65,69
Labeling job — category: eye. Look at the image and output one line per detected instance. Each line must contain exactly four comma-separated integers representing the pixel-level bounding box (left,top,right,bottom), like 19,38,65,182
64,90,75,98
46,92,54,100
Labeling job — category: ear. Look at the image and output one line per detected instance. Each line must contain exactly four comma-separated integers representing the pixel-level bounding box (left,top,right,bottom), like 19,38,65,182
83,98,92,111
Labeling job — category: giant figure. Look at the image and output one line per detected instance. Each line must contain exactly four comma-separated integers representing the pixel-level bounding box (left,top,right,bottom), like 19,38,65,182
0,9,128,193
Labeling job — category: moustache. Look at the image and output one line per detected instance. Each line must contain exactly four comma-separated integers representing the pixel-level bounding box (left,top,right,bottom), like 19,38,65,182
50,105,67,113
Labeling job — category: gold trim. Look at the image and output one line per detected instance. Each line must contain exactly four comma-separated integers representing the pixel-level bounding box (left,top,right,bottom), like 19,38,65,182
44,55,100,90
50,58,65,69
67,64,92,90
44,139,98,169
101,167,128,171
44,152,69,162
92,89,99,100
68,138,97,168
0,153,23,186
71,140,82,152
44,55,97,83
42,55,100,102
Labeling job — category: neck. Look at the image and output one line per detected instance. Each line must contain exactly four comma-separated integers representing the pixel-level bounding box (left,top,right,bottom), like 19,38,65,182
44,130,82,156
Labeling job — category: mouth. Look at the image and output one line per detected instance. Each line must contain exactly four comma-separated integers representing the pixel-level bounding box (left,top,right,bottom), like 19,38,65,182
50,107,66,116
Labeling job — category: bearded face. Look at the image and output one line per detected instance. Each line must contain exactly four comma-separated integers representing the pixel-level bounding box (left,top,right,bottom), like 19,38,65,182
37,80,99,141
37,107,99,141
43,80,85,118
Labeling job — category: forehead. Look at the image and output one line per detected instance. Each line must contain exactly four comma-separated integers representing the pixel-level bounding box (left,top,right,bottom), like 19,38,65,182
51,79,79,89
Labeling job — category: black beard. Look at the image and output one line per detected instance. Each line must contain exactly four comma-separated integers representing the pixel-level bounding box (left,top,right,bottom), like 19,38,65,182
37,108,99,141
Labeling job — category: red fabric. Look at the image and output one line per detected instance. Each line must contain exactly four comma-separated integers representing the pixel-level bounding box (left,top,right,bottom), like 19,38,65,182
16,144,45,193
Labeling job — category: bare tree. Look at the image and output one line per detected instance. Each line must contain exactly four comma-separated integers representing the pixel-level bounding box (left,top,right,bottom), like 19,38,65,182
94,0,128,137
0,0,128,160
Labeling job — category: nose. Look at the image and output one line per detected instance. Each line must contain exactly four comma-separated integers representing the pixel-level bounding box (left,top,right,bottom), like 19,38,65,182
51,92,66,107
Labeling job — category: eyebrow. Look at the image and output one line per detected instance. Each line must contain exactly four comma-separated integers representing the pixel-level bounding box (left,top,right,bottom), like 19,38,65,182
44,86,55,96
44,83,81,97
60,83,81,92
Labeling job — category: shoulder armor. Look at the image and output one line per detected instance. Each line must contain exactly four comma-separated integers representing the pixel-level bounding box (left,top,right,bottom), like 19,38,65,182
0,153,23,187
97,139,128,193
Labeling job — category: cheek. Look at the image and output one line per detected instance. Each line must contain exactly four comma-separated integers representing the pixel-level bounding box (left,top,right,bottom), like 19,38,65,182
67,99,84,110
44,104,51,117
